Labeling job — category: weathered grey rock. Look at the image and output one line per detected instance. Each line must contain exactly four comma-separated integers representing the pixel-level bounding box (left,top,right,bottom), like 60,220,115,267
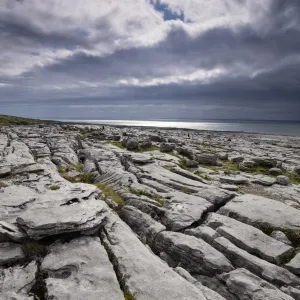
204,213,294,264
220,176,248,185
294,166,300,175
42,236,123,300
269,167,283,176
186,159,199,168
140,139,152,149
0,261,37,300
212,236,300,286
169,166,207,183
101,216,208,300
219,268,294,300
276,175,291,186
162,191,213,231
160,142,175,153
154,231,233,275
0,221,27,243
185,225,220,244
218,152,228,161
252,175,276,186
149,135,162,142
271,230,293,246
229,155,244,163
252,157,277,168
220,184,238,191
126,138,139,151
281,286,300,300
219,194,300,237
13,184,109,239
239,159,255,172
176,146,194,159
0,242,25,265
285,252,300,276
0,167,10,178
195,153,218,165
120,205,166,244
175,267,226,300
83,158,97,173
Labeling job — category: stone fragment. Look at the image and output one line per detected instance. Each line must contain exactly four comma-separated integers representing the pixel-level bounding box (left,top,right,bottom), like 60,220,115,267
252,175,276,186
269,167,283,176
220,176,248,185
195,153,218,165
126,138,139,151
186,160,199,168
160,142,175,153
271,230,293,246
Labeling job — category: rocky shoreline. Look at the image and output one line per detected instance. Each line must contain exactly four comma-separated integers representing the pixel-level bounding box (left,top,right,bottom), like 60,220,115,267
1,123,300,300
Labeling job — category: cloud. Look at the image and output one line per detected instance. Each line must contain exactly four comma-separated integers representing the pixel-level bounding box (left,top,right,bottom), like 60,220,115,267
0,0,299,120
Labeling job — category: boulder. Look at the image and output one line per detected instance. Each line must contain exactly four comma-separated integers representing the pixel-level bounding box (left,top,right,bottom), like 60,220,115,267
149,135,162,142
269,167,283,176
271,230,293,246
176,146,194,159
160,143,175,153
126,138,139,151
219,268,294,300
252,157,277,168
218,152,228,161
195,153,218,166
239,160,255,172
294,166,300,175
186,160,199,168
276,175,291,186
140,139,152,149
41,237,123,300
229,155,244,163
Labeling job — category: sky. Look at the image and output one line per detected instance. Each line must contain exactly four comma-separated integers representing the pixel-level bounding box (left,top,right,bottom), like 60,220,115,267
0,0,300,121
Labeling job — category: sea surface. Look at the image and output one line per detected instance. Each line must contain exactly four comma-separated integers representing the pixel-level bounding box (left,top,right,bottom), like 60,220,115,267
58,119,300,137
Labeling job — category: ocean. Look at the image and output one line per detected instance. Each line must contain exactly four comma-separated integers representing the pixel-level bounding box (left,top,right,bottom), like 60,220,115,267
58,119,300,137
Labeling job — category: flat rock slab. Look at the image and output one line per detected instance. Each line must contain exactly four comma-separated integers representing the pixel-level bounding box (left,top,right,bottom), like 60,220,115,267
101,215,208,300
252,175,276,186
219,268,294,300
220,176,248,185
0,261,37,300
163,191,213,231
204,213,294,264
0,242,25,265
285,252,300,276
219,194,300,237
0,184,109,239
41,236,123,300
154,231,233,275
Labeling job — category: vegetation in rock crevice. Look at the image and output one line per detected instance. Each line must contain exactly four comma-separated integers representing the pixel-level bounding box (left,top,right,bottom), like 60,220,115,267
130,188,165,206
96,183,124,211
57,164,95,183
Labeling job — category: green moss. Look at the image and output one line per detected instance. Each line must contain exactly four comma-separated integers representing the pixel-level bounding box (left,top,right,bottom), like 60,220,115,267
22,242,47,259
0,114,41,125
220,161,240,171
284,172,300,185
155,198,165,206
178,158,188,170
96,183,124,210
256,222,300,247
137,145,160,153
111,141,126,149
49,185,60,191
131,188,151,197
57,164,94,183
194,171,212,181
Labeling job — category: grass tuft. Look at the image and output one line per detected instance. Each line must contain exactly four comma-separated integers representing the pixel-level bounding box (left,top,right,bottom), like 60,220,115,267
96,183,124,210
49,185,60,191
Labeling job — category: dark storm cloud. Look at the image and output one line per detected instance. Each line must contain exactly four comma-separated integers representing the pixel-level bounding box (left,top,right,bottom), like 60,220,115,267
0,0,299,120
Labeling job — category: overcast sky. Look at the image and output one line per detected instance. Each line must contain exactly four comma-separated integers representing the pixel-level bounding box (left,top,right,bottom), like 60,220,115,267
0,0,299,121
